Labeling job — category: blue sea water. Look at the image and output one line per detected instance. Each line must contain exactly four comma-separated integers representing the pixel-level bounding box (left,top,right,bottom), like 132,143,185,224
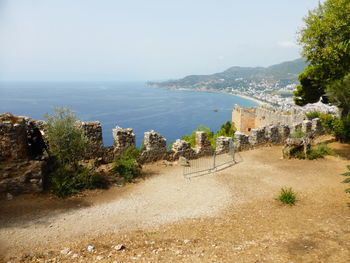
0,82,257,147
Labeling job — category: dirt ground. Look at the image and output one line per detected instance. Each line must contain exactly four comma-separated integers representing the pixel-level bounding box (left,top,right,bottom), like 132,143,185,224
1,143,350,262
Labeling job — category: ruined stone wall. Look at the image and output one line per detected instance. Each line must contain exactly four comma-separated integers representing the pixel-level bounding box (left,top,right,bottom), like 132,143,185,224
0,114,43,195
112,126,136,158
255,105,306,128
80,121,105,159
234,118,324,151
141,130,167,162
0,110,327,196
0,114,29,161
232,104,307,134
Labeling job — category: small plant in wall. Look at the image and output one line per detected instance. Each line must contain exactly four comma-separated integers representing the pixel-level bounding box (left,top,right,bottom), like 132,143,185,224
340,165,350,194
275,187,297,205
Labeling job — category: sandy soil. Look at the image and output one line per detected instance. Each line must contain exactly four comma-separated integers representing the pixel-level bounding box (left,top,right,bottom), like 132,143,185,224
1,144,350,262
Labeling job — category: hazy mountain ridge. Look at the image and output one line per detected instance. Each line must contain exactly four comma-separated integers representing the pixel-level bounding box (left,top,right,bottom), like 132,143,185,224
147,58,306,91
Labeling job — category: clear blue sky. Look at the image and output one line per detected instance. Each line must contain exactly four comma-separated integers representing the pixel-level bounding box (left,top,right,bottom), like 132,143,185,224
0,0,321,82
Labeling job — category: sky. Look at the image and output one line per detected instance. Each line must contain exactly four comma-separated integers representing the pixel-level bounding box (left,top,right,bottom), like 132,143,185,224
0,0,322,82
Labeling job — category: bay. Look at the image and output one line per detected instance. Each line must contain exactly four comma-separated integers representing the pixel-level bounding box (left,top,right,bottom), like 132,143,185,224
0,82,258,147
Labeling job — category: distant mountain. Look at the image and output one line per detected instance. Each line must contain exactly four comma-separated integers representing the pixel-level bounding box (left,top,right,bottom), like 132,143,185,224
147,58,306,91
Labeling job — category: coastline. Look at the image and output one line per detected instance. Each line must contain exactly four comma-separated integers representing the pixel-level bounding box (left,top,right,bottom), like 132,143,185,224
149,84,265,107
230,93,265,106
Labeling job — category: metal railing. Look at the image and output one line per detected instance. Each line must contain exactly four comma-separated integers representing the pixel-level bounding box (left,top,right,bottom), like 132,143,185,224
183,142,235,178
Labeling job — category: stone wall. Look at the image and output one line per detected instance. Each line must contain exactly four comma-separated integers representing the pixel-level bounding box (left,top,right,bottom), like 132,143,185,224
232,104,307,134
140,130,167,162
0,111,327,196
112,126,136,158
233,118,324,151
255,104,306,128
80,121,105,158
0,160,44,194
232,105,256,134
0,114,29,161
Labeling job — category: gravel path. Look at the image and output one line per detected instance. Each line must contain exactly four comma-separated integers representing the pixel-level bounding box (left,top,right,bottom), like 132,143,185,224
0,163,231,256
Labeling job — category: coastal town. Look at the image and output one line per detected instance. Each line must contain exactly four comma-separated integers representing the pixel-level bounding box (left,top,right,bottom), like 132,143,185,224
228,80,338,114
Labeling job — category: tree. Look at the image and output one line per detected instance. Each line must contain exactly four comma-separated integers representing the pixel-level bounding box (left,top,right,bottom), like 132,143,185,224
44,107,89,166
294,0,350,106
326,73,350,119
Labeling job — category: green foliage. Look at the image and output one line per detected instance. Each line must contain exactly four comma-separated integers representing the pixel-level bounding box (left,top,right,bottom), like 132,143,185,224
326,73,350,119
318,113,350,141
216,120,236,137
44,107,89,165
50,165,107,198
290,128,305,139
112,147,142,182
289,143,336,160
306,111,322,120
295,0,350,106
340,165,350,193
276,188,297,205
181,125,215,148
307,143,337,160
45,107,108,198
180,121,235,149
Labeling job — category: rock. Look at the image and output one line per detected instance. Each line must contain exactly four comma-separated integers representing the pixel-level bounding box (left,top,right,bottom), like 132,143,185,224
184,239,190,244
87,245,95,252
96,255,104,260
60,248,70,255
179,156,189,167
6,193,13,200
113,244,125,251
71,253,79,259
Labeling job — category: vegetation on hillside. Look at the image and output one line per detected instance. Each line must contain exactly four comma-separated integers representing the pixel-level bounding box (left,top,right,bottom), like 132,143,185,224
148,58,306,91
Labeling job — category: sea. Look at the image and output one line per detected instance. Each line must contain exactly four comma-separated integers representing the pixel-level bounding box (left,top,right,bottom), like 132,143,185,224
0,82,258,147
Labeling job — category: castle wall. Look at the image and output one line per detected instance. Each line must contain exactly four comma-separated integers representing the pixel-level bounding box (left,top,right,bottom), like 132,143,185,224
1,110,326,196
255,105,306,127
232,104,306,134
232,105,257,134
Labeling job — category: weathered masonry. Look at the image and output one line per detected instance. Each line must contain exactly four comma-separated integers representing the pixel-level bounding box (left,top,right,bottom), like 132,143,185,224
232,104,306,134
0,113,233,195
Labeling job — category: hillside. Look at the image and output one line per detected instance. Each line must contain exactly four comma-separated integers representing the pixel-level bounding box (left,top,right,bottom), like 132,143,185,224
147,58,306,91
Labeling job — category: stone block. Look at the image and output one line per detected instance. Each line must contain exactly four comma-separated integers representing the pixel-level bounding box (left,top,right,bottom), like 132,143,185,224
141,130,167,163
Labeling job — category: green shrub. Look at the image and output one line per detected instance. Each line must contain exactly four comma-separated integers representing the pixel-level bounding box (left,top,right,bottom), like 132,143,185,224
181,121,235,149
45,107,90,165
306,111,322,120
45,107,108,198
340,165,350,194
276,187,297,205
289,143,336,160
181,125,215,148
49,165,107,198
112,147,142,182
216,120,236,137
289,145,307,159
290,127,305,139
319,113,335,133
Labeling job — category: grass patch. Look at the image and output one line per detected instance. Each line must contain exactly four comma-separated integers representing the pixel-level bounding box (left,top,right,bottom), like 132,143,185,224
276,187,297,205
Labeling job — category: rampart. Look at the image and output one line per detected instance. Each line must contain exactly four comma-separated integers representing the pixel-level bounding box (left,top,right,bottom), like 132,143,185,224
232,104,306,134
1,109,324,196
